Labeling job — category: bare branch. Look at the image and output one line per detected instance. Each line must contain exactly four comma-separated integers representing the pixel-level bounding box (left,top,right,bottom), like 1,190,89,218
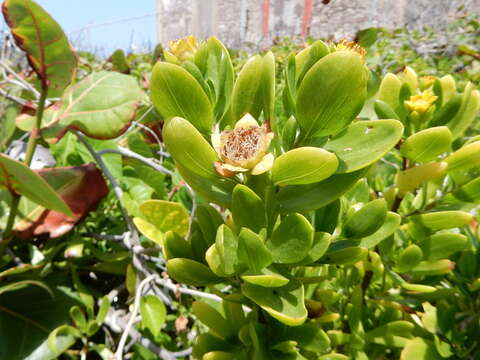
76,133,133,227
115,274,157,359
0,60,40,97
0,86,28,106
75,132,173,305
155,277,223,302
82,232,126,242
6,247,23,265
97,146,173,177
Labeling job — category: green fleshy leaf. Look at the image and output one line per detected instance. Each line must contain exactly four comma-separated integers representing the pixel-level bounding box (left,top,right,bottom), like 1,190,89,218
374,99,400,120
163,231,193,260
451,177,480,203
206,225,240,276
192,301,232,340
409,211,473,230
232,52,275,121
295,40,330,86
296,51,367,139
241,268,289,288
237,228,273,272
277,168,367,213
395,162,448,195
400,337,441,359
281,324,331,353
163,117,218,179
410,260,455,276
359,212,400,248
268,213,313,264
430,94,462,127
295,232,331,265
167,258,221,286
444,141,480,172
365,321,413,348
420,233,467,260
400,127,452,163
140,295,166,337
242,280,307,326
0,283,82,360
324,120,403,173
377,73,402,112
195,204,224,246
177,164,235,208
396,245,423,273
321,246,368,265
109,49,130,73
150,62,213,134
195,37,234,121
343,199,387,238
232,184,266,233
448,83,480,139
133,217,164,244
139,200,189,237
272,147,338,186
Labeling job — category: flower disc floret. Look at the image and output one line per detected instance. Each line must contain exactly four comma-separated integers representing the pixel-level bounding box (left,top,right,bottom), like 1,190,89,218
212,114,274,177
168,35,198,62
333,39,367,59
405,91,438,114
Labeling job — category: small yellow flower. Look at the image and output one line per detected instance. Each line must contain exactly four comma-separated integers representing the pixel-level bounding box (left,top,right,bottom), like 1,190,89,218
333,40,367,59
168,36,198,62
419,76,436,90
404,91,438,114
212,114,274,177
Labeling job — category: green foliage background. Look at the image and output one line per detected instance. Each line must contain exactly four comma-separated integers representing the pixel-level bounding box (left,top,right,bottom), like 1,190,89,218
0,2,479,359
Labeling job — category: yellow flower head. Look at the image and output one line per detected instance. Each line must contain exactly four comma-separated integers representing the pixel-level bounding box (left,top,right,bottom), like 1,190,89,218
212,114,274,177
333,40,367,59
169,36,198,62
419,76,436,90
404,91,438,114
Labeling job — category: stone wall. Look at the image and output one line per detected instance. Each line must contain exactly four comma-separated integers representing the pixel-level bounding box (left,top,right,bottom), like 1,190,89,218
155,0,480,48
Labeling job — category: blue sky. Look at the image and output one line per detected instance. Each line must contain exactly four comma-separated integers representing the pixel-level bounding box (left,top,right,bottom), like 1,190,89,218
3,0,158,56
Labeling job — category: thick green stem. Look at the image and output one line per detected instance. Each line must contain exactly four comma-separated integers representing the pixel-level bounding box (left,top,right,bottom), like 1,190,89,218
0,194,20,252
268,117,282,155
0,87,48,255
24,88,47,165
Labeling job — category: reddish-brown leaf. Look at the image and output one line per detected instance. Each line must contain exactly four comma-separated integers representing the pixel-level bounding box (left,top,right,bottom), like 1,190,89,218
14,163,109,238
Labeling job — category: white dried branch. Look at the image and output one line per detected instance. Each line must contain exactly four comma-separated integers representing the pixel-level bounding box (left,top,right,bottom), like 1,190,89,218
75,132,172,305
115,274,157,359
0,86,28,106
0,60,40,97
155,277,223,302
97,146,173,177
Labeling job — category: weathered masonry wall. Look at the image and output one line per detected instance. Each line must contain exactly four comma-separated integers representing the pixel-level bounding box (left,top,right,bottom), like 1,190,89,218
155,0,480,49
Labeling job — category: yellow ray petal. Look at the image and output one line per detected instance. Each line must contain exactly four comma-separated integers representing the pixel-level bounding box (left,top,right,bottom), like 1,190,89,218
235,113,259,129
251,153,274,175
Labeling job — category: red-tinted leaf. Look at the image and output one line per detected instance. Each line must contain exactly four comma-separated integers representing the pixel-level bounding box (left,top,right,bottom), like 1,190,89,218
14,163,108,238
2,0,77,95
16,72,144,143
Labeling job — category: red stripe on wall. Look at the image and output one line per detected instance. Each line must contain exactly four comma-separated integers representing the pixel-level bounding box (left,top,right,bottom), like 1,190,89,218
262,0,270,36
302,0,313,37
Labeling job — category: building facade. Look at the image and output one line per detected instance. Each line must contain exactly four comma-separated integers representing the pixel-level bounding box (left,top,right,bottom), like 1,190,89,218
155,0,480,49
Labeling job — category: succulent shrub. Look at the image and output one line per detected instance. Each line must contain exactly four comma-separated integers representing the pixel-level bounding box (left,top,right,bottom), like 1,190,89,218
0,0,479,358
148,35,480,359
